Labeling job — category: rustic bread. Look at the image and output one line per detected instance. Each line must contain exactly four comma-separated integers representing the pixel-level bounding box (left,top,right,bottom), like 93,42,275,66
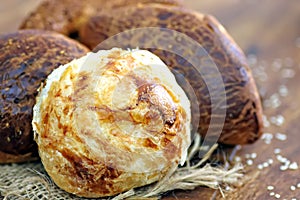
32,48,191,197
20,0,263,145
79,4,263,145
19,0,182,37
0,30,89,163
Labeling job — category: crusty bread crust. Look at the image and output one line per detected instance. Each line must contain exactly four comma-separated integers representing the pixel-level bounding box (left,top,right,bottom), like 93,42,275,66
32,48,191,197
19,0,182,36
0,30,89,163
19,0,262,146
80,4,263,144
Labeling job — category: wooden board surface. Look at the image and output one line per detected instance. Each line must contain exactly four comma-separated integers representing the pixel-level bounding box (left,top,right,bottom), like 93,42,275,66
1,0,300,199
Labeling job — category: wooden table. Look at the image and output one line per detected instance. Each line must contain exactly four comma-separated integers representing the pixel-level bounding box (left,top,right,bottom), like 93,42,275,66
1,0,300,199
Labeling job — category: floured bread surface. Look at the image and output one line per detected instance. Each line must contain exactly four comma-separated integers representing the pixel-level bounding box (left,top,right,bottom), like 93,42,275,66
32,48,191,198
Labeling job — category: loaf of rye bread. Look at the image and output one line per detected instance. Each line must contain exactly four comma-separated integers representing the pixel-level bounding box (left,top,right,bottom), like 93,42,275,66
0,30,89,163
19,0,182,37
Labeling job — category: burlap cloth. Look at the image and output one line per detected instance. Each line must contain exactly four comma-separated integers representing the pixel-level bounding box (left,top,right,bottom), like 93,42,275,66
0,136,243,200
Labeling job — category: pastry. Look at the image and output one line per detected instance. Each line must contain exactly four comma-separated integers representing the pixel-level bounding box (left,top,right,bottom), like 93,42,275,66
32,48,191,197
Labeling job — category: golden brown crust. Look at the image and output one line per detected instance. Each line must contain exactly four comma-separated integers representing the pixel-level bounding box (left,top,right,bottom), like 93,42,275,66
19,0,182,37
33,49,191,197
80,4,263,145
0,30,89,163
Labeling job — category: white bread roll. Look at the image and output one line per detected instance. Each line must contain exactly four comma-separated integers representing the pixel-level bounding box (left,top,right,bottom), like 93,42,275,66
32,48,191,197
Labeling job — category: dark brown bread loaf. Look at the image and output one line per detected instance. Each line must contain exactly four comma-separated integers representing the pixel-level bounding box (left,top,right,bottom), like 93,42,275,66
79,4,263,145
0,30,89,163
20,1,263,145
19,0,182,37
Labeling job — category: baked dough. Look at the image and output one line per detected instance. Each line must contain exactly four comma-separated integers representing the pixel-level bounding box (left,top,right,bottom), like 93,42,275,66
0,30,89,163
32,48,191,197
20,0,182,37
21,1,263,145
80,3,263,144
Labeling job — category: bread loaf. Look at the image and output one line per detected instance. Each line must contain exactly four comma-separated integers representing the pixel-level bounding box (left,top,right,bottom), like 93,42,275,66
20,0,182,37
32,48,191,197
20,0,263,145
0,30,89,163
79,4,263,144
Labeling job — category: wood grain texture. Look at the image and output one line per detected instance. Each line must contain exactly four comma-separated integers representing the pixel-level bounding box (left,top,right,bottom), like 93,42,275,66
0,0,300,199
